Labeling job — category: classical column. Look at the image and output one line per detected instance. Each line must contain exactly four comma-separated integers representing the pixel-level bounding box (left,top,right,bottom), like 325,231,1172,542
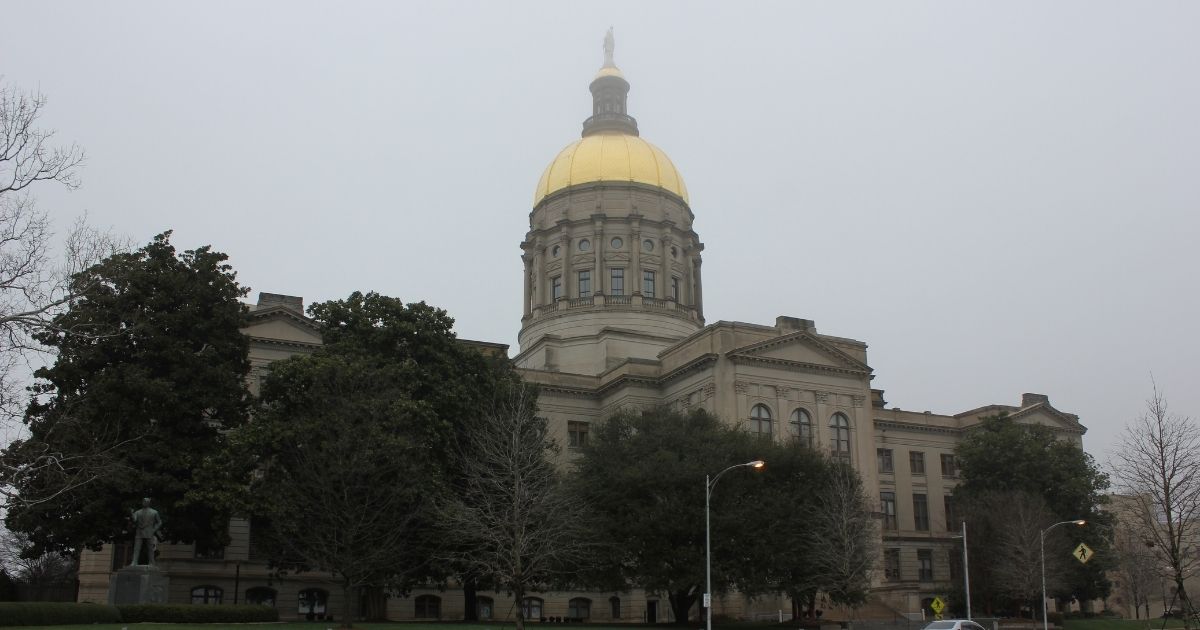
592,214,605,296
559,222,572,298
534,236,546,307
522,254,533,317
693,254,705,317
660,234,672,301
631,215,642,295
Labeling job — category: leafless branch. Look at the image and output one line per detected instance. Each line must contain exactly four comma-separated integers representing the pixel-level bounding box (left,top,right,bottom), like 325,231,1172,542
1112,383,1200,623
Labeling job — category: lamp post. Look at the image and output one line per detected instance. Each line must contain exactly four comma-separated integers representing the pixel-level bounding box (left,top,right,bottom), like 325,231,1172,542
1040,519,1086,630
953,521,972,620
706,460,765,630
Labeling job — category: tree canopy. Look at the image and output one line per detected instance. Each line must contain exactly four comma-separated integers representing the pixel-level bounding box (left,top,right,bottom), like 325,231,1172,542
237,292,520,626
573,407,875,623
954,414,1113,612
3,232,250,555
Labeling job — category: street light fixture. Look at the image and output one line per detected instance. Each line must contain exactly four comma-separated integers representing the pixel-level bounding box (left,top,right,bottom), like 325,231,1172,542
705,460,765,630
1041,519,1086,630
951,522,972,620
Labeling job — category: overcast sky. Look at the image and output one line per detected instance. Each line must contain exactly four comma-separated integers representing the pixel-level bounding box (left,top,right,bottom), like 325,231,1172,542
3,1,1197,466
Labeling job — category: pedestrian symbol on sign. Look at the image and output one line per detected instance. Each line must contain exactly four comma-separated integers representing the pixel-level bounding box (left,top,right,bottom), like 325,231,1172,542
1073,542,1094,564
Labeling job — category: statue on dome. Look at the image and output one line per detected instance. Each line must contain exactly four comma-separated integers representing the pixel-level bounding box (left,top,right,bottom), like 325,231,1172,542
603,27,615,67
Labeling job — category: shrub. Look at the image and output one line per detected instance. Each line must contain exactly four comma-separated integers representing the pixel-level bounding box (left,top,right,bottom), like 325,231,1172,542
0,602,122,626
1047,612,1064,626
118,603,279,623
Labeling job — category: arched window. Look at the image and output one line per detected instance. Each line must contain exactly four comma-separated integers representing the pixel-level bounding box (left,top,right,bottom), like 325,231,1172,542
522,596,544,621
610,596,622,619
298,589,328,617
477,596,494,620
415,594,441,619
789,408,813,447
245,586,276,607
569,597,592,620
748,404,772,440
830,413,850,459
191,585,222,605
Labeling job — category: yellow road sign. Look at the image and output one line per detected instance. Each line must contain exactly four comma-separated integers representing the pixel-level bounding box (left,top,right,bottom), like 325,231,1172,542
930,597,946,614
1073,542,1094,564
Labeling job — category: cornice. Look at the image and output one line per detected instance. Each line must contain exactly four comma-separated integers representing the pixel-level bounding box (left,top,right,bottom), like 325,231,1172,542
246,336,322,351
873,418,963,436
728,354,871,378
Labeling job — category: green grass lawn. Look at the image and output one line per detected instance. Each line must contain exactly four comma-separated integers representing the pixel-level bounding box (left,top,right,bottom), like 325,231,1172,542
4,619,1193,630
1064,619,1190,630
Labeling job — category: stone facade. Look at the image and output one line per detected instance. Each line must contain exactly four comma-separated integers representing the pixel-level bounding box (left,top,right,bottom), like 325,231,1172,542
77,42,1092,623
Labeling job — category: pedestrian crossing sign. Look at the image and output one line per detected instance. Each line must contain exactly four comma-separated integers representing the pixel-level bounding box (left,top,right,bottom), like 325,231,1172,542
1073,542,1094,564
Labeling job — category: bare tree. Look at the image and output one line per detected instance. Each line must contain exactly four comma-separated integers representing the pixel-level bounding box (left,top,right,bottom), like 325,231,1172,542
961,490,1074,616
805,458,878,608
435,386,593,630
0,528,75,586
0,81,126,508
1110,507,1160,619
1112,385,1200,627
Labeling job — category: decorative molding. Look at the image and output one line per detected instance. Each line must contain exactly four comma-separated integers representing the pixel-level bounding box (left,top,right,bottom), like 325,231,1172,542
852,395,866,408
816,391,830,404
775,385,792,399
734,380,750,395
703,382,717,399
726,354,871,378
873,419,963,436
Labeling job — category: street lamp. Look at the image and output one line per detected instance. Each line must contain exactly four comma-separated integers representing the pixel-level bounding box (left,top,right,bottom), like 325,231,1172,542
951,521,972,620
706,460,765,630
1040,519,1086,630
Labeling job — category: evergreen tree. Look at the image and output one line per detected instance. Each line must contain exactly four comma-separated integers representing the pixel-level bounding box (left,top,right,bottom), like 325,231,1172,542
2,232,250,555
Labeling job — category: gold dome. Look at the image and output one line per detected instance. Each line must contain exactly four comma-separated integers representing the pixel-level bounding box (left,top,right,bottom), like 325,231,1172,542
533,132,689,206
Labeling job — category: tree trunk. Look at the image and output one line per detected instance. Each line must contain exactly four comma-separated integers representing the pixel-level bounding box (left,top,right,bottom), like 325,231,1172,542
514,587,525,630
669,590,696,625
361,586,387,621
464,577,478,621
340,583,354,628
1175,574,1194,630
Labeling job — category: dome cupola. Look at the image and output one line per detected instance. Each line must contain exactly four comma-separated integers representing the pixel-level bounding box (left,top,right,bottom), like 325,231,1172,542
517,31,706,375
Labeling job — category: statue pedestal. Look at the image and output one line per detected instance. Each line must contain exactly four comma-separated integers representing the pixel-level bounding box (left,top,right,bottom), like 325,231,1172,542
108,564,169,605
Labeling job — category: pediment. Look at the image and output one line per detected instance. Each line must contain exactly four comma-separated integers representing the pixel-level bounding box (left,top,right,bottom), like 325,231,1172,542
1009,405,1084,433
241,308,323,346
727,332,871,376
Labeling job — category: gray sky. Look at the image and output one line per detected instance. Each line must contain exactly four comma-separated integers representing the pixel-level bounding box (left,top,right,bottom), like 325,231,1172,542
3,1,1197,466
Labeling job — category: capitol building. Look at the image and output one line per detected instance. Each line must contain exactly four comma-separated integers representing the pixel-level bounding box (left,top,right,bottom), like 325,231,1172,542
78,38,1089,623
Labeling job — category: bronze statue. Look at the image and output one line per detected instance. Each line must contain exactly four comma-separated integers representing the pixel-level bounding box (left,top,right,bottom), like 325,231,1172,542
129,497,163,566
603,27,615,68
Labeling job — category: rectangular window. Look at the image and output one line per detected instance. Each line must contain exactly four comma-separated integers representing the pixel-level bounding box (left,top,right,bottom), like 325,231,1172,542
551,276,562,300
643,270,656,297
945,495,957,531
884,549,901,582
917,549,934,581
909,451,925,475
880,491,897,530
913,493,929,531
610,268,624,295
877,448,894,474
941,453,958,478
568,421,589,449
578,270,591,298
671,277,680,301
